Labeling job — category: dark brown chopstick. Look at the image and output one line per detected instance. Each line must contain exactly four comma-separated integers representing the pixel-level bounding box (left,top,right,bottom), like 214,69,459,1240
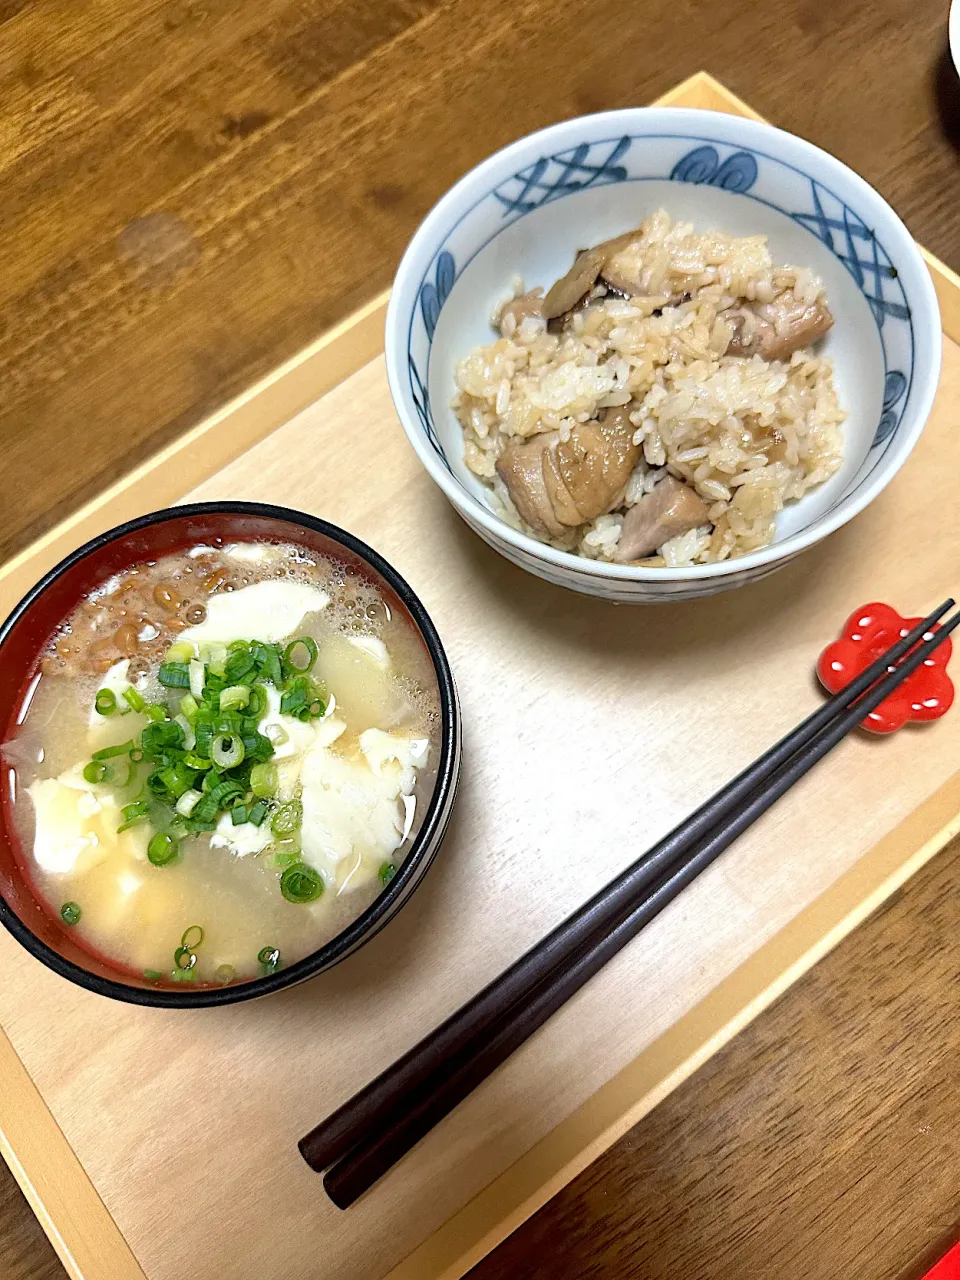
300,600,954,1182
319,604,960,1206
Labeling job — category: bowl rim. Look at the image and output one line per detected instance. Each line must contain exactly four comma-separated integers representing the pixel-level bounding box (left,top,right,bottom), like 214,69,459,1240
0,501,460,1008
386,106,942,584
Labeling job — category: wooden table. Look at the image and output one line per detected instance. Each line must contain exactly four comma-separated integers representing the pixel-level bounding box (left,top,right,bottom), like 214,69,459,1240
2,1,959,1277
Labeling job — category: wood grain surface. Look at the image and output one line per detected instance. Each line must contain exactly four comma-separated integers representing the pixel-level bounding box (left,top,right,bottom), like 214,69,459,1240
2,0,960,1278
0,0,958,568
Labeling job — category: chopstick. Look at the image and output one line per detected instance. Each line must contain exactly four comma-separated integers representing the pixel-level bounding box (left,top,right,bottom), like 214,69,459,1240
301,602,958,1205
319,603,960,1206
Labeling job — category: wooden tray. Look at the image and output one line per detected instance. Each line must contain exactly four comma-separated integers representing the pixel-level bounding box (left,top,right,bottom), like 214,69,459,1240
3,73,960,1280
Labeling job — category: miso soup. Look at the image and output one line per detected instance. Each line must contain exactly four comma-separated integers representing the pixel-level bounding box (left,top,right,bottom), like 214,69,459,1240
3,540,440,986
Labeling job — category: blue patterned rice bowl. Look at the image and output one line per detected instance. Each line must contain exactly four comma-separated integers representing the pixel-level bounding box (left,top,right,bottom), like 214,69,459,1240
386,109,940,602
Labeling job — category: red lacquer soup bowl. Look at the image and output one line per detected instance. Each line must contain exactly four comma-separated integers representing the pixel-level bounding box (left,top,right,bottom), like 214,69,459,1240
0,502,461,1007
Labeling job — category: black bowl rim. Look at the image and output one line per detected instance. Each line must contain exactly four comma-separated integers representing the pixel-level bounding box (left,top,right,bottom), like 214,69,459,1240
0,501,460,1008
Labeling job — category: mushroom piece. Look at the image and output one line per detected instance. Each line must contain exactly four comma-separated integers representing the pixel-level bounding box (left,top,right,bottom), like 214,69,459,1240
614,475,711,562
499,289,544,330
495,406,642,537
725,289,834,361
542,230,644,320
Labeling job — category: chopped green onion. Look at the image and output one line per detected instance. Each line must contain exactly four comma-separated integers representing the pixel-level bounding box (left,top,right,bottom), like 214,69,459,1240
146,771,168,797
130,748,144,763
208,780,244,810
231,804,248,825
154,760,198,799
246,685,266,718
147,831,180,866
250,762,278,799
200,641,227,675
214,710,244,735
175,788,202,817
103,757,135,788
283,636,318,675
201,674,223,707
165,641,195,663
83,761,106,784
94,688,117,716
92,740,134,760
264,841,301,868
254,643,283,687
379,862,398,885
279,862,323,903
173,714,196,750
184,752,211,772
139,720,184,757
242,732,274,763
189,659,206,699
145,703,167,723
181,925,204,949
123,687,147,713
224,648,256,682
215,963,235,983
60,902,82,926
247,800,268,826
258,946,280,974
174,945,196,970
219,684,250,711
279,676,309,716
170,967,196,983
193,721,214,758
158,662,191,689
264,723,289,747
271,800,302,837
212,734,245,769
143,969,163,981
190,791,220,824
179,693,200,722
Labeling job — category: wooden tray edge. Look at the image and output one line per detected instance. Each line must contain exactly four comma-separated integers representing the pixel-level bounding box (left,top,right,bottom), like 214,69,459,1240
0,70,957,1280
0,1029,148,1280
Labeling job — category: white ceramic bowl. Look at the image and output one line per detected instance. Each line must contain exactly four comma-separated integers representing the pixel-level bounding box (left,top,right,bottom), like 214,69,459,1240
386,109,941,602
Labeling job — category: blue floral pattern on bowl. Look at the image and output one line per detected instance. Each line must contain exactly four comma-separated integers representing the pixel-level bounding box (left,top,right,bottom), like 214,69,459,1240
408,134,914,489
669,144,758,192
492,137,632,215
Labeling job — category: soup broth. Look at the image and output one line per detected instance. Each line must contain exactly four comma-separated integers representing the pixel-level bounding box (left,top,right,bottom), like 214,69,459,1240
3,540,440,986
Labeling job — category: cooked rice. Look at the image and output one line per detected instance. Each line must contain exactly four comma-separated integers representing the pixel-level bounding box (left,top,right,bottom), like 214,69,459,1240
452,209,845,565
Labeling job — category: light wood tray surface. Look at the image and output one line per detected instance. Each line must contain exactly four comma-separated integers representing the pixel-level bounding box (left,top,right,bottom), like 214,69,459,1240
2,74,960,1280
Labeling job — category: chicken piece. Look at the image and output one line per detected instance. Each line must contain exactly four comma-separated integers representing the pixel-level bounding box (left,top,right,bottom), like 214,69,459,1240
614,475,711,562
725,289,834,361
495,406,642,537
499,289,544,330
542,230,643,319
551,405,640,521
495,433,567,538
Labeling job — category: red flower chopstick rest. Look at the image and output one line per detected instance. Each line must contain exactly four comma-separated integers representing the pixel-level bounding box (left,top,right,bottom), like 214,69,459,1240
818,602,955,734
